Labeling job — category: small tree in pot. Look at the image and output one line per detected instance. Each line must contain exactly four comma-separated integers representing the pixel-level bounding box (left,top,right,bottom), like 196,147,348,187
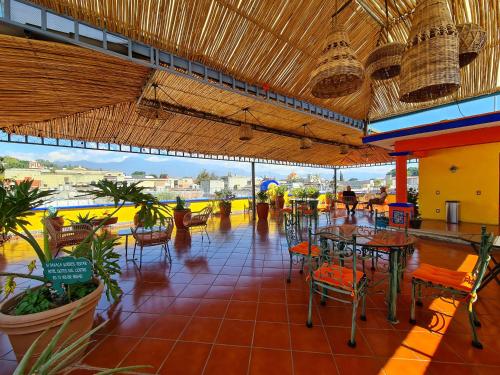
0,180,169,366
256,190,269,221
306,187,320,210
275,185,287,210
173,196,191,230
215,189,235,217
407,188,422,229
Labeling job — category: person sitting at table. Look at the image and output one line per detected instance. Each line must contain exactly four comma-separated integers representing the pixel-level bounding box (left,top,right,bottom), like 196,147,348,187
342,186,357,214
367,186,388,213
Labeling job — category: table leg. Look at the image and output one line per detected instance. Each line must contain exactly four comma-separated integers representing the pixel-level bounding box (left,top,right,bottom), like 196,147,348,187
388,249,399,324
125,235,129,260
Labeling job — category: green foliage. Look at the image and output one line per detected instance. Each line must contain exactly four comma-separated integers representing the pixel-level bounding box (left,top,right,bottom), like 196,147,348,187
70,212,96,225
325,192,334,199
305,187,320,198
195,169,217,184
256,190,268,203
275,185,287,196
215,189,235,204
14,288,55,316
387,167,419,177
13,303,150,375
45,209,60,219
71,233,123,302
68,282,97,301
348,178,358,181
174,196,186,210
131,171,146,178
291,187,307,198
407,188,420,218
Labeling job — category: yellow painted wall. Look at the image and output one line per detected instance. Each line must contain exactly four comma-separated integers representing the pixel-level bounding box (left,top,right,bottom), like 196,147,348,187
419,142,500,224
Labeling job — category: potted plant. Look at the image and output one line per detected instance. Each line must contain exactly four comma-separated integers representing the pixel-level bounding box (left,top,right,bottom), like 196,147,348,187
292,187,307,200
275,185,287,210
325,192,334,206
407,188,422,229
173,196,191,230
215,189,235,217
256,190,269,221
0,180,169,366
306,187,320,210
69,212,96,226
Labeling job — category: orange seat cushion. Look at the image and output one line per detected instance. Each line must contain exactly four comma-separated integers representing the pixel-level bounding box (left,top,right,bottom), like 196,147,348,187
313,263,364,291
301,209,314,215
281,208,293,213
290,241,320,257
412,263,475,292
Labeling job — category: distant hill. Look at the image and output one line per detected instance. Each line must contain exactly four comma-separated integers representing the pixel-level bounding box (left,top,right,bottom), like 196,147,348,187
0,156,58,169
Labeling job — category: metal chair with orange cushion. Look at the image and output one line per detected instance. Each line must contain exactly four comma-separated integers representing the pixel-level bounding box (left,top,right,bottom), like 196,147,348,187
410,226,494,349
284,214,320,283
183,206,213,243
132,217,174,269
43,217,93,256
306,227,368,348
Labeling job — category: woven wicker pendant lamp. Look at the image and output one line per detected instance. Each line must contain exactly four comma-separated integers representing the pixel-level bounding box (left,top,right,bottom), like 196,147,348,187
399,0,460,103
299,124,313,150
365,0,405,81
310,2,364,98
456,23,486,68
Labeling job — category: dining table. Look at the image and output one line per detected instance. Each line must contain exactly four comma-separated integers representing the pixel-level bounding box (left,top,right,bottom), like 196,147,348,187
315,224,417,324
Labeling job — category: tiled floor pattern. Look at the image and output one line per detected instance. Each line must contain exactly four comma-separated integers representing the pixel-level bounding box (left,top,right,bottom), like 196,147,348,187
0,211,499,374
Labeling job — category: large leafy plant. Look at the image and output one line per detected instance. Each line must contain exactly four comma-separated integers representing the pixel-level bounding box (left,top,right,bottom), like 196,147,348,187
256,190,268,203
0,180,171,312
215,189,235,206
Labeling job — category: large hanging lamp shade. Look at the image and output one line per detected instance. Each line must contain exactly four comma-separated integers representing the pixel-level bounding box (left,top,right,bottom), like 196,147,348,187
310,24,364,98
456,23,486,68
365,42,405,80
399,0,460,103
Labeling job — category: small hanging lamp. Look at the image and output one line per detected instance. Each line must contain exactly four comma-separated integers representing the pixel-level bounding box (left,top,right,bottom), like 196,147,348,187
299,124,312,150
136,83,174,122
238,109,253,141
365,0,405,81
310,1,364,98
399,0,460,103
339,134,349,154
456,23,486,68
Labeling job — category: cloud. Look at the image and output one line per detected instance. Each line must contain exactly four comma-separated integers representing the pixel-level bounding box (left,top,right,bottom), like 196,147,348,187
46,149,131,163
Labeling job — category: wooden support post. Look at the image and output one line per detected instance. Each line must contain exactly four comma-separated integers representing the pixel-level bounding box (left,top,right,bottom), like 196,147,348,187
251,162,256,221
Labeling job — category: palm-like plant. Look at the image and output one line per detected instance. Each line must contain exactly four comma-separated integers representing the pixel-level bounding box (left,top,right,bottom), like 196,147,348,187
0,179,171,305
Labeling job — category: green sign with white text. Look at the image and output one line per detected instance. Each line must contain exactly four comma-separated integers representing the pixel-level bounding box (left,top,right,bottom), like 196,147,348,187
43,256,92,294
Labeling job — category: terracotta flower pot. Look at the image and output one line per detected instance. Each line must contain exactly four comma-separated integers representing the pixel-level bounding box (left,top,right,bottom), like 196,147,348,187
256,203,269,221
276,196,285,210
0,279,103,367
219,202,231,217
173,209,191,230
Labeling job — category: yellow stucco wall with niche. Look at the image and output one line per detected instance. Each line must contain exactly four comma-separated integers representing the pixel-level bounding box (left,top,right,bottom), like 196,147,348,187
419,142,500,225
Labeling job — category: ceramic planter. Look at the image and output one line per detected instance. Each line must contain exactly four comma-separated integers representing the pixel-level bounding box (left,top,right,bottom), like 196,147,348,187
256,202,269,221
173,209,191,230
276,196,285,210
0,279,103,367
219,202,231,217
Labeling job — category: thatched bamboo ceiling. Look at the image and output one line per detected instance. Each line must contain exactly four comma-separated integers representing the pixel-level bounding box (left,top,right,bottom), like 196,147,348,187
31,0,500,121
0,34,390,166
1,0,498,167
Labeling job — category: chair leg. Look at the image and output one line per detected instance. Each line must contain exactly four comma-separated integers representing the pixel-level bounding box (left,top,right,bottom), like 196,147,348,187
166,242,172,263
205,226,211,243
132,242,137,260
306,280,314,328
320,286,327,306
468,302,483,349
299,257,305,274
360,293,367,321
139,245,143,269
287,253,293,283
416,283,423,307
410,280,417,324
348,300,358,347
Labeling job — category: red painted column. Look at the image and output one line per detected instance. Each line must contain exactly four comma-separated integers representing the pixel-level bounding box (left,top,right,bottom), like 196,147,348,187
395,155,407,203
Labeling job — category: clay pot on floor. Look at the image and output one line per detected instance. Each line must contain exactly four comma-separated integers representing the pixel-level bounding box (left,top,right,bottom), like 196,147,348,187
0,279,103,367
276,196,285,210
219,202,231,217
173,209,191,230
256,202,269,221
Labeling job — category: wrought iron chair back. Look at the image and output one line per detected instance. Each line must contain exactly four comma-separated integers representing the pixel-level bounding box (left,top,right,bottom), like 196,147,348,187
284,213,301,249
470,227,494,293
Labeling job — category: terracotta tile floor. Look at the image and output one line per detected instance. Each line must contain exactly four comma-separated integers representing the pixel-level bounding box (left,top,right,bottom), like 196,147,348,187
0,211,499,374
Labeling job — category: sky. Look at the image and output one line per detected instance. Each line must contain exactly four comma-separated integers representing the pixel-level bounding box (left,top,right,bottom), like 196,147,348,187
1,94,496,180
